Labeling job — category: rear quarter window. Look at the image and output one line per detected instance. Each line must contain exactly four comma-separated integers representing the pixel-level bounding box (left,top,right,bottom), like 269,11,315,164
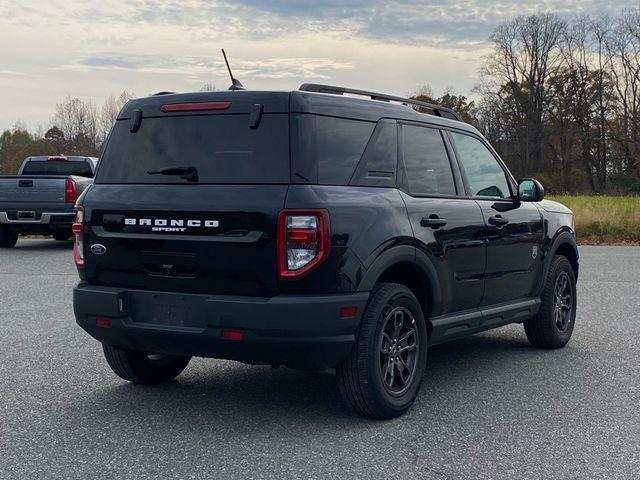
291,115,375,186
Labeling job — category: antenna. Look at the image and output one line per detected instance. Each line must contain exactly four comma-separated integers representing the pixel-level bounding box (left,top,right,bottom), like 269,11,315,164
221,49,245,91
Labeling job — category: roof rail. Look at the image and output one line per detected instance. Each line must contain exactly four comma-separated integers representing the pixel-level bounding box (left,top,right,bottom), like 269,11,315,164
299,83,462,122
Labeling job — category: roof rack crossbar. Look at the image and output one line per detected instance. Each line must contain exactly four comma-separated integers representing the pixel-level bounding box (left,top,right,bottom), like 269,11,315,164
299,83,462,122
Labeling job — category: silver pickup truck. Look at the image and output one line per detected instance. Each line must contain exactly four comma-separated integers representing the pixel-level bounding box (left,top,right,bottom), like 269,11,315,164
0,156,97,248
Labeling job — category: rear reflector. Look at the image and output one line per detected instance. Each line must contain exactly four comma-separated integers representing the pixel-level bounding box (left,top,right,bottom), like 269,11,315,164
96,318,111,328
339,306,358,318
160,101,231,113
221,329,243,341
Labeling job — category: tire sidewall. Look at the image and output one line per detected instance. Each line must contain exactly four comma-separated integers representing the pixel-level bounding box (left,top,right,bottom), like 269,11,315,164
363,286,428,414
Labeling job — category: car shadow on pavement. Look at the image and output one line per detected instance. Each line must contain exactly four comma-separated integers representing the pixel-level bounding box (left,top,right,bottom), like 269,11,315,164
60,328,546,431
15,239,72,250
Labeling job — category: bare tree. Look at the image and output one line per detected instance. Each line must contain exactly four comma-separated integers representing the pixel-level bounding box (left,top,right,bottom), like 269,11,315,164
99,90,135,143
481,13,566,176
52,96,99,154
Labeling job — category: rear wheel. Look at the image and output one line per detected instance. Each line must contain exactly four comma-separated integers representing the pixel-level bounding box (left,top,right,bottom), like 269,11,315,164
524,255,577,349
336,283,428,419
102,344,191,384
0,227,18,248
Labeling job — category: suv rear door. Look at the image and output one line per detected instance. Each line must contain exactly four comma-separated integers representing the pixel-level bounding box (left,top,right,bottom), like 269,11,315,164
398,123,486,316
448,131,544,305
81,94,290,297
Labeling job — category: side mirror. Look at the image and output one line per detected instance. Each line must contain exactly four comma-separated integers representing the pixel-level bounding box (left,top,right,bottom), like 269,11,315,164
518,178,544,202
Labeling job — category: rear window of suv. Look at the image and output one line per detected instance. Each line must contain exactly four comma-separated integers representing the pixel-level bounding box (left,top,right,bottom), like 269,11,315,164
96,114,289,184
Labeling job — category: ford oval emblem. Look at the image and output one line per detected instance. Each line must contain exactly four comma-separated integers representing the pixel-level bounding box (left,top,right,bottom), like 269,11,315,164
90,244,107,255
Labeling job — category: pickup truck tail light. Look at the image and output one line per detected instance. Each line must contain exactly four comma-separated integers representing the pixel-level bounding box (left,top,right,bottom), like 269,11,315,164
65,179,77,204
72,207,84,267
277,209,330,280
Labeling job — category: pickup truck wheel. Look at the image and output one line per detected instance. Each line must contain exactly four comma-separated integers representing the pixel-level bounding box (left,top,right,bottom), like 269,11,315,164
336,283,427,419
0,227,18,248
52,230,71,241
102,344,191,384
524,255,577,349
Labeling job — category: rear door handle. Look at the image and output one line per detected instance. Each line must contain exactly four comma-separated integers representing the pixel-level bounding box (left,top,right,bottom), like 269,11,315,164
488,215,509,227
19,180,33,187
420,215,447,229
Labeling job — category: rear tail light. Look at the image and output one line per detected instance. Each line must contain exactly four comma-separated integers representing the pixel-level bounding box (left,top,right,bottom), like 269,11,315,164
65,179,77,204
72,206,84,267
277,209,330,280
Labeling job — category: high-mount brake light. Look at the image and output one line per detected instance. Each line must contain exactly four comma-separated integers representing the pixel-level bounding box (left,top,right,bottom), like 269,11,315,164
72,206,85,268
277,210,330,280
65,179,77,204
160,102,231,113
47,156,67,162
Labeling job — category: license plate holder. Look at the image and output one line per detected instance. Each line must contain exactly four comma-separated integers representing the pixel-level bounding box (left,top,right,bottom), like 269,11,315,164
128,292,206,331
18,211,36,220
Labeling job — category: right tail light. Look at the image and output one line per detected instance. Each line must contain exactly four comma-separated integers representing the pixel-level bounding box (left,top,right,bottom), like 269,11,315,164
277,209,330,280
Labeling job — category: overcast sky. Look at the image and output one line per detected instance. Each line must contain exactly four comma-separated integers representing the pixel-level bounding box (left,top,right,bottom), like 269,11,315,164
0,0,634,132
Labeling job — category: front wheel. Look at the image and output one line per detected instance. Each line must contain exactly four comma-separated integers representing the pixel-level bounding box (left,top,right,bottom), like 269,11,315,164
336,283,428,419
102,344,191,384
524,255,577,349
0,227,18,248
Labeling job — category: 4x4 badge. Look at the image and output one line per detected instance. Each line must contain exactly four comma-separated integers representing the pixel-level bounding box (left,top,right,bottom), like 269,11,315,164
90,244,107,255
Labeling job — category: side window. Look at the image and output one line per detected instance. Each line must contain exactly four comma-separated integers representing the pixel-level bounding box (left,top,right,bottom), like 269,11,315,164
316,116,375,185
450,132,511,198
401,124,456,196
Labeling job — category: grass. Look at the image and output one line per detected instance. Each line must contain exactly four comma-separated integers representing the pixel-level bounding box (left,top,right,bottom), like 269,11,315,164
549,195,640,244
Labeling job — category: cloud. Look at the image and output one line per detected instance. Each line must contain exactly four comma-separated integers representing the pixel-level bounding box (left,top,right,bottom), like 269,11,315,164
64,53,353,80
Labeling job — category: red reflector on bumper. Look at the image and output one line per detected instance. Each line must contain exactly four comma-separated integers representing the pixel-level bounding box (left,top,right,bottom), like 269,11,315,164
221,329,243,340
339,306,358,318
96,318,111,328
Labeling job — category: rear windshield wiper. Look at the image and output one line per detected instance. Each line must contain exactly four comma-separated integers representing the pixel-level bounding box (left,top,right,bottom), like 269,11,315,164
147,166,199,183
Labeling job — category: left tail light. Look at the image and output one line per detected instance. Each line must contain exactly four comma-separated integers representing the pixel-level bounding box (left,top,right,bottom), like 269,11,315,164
65,179,77,204
72,206,84,267
277,209,330,280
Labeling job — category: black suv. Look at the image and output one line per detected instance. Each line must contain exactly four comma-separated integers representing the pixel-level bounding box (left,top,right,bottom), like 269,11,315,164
73,84,578,419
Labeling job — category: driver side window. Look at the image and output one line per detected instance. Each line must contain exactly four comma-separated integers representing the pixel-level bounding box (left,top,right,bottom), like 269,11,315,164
450,132,511,198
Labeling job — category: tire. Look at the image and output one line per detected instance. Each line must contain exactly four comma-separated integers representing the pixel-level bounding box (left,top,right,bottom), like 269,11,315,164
52,230,71,241
524,255,577,349
102,344,191,384
336,283,428,419
0,227,18,248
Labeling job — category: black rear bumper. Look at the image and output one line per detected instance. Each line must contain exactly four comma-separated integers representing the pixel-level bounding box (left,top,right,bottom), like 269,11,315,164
73,283,369,370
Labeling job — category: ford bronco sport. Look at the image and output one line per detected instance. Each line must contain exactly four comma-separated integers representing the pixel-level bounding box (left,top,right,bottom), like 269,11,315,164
73,84,578,419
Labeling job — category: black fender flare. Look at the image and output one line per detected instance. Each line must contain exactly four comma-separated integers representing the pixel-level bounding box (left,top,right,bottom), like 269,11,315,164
357,245,442,313
540,230,579,292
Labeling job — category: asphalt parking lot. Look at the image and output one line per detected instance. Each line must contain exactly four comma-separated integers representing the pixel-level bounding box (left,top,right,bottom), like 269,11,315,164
1,240,638,479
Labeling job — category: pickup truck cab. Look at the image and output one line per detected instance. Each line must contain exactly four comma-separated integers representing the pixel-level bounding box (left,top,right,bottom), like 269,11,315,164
0,155,97,247
73,86,579,418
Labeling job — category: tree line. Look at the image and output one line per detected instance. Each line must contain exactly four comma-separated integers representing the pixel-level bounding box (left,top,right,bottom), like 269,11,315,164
416,9,640,194
0,92,134,174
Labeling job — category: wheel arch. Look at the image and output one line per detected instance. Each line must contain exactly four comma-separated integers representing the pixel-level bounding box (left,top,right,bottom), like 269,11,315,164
545,230,579,282
357,245,442,333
